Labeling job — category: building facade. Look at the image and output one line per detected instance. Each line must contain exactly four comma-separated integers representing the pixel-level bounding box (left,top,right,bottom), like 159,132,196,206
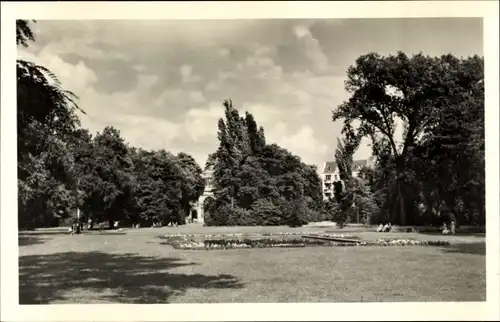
191,168,214,224
320,159,372,200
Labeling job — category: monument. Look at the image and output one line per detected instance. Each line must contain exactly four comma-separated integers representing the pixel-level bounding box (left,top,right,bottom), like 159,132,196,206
191,168,214,224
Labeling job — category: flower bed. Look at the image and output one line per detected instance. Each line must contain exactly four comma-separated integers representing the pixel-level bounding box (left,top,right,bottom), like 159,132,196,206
172,237,325,250
373,238,450,247
164,235,450,250
164,232,357,239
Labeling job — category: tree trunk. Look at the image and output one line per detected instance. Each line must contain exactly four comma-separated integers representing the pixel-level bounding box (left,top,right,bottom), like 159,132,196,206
399,192,406,225
395,156,407,226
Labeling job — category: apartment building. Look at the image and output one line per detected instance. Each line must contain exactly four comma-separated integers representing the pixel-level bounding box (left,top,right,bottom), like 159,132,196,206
320,159,371,200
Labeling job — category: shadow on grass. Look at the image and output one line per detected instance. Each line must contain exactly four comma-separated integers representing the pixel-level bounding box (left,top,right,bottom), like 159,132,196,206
439,242,486,255
19,251,244,304
18,235,52,247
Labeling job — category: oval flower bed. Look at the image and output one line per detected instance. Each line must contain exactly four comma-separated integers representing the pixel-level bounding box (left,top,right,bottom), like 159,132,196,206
164,232,357,239
170,237,326,250
167,236,451,250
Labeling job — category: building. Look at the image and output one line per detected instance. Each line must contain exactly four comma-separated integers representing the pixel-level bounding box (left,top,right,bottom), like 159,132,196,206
320,159,372,200
190,168,214,224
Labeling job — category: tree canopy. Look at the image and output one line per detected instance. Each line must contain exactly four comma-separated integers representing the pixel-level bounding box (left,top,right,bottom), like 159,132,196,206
206,100,323,226
333,51,484,226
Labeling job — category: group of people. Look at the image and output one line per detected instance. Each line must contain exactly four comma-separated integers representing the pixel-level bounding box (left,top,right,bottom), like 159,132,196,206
139,221,180,228
375,221,456,235
68,222,83,235
376,222,392,233
441,221,456,235
68,219,105,235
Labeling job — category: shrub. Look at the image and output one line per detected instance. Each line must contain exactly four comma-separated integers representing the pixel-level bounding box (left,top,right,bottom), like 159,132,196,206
305,210,327,223
286,197,308,227
250,199,283,226
204,204,230,226
227,206,254,226
327,200,349,228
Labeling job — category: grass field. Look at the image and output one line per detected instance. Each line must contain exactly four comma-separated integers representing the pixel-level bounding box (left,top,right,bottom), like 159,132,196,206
18,225,486,304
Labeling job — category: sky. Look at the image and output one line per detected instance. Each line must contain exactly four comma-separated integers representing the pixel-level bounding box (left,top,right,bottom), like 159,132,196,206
18,18,483,170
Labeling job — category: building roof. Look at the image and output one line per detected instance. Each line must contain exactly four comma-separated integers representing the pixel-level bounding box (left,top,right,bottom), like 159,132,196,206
323,161,337,174
322,159,370,174
352,159,368,170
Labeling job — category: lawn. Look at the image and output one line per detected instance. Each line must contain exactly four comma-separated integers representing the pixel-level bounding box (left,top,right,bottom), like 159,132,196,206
18,225,486,303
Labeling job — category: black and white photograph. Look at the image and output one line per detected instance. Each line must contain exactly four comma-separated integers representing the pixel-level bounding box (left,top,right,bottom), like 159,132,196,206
1,1,499,321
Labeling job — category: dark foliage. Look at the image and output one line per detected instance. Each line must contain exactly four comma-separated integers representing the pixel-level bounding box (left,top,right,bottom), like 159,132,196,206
207,100,323,226
333,52,484,226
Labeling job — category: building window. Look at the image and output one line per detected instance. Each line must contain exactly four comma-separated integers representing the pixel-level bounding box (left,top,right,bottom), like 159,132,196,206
334,174,339,181
325,175,331,181
325,183,332,190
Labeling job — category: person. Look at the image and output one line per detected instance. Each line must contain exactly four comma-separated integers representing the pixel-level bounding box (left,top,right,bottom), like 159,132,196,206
383,223,390,232
376,223,384,232
387,222,392,232
68,225,73,235
450,221,456,235
99,222,104,233
442,222,450,235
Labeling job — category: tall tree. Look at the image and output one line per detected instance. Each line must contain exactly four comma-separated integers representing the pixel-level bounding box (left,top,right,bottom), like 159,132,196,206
332,137,357,227
332,52,484,225
74,127,135,228
412,56,484,225
208,99,323,226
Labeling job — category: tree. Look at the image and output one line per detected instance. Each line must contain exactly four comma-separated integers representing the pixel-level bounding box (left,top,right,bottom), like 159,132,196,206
300,164,324,212
73,127,135,228
333,181,343,204
17,19,35,48
131,149,185,226
208,99,323,226
17,20,84,229
412,57,484,225
17,21,83,160
245,112,266,154
331,137,358,227
18,134,76,228
344,177,379,226
333,52,484,225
